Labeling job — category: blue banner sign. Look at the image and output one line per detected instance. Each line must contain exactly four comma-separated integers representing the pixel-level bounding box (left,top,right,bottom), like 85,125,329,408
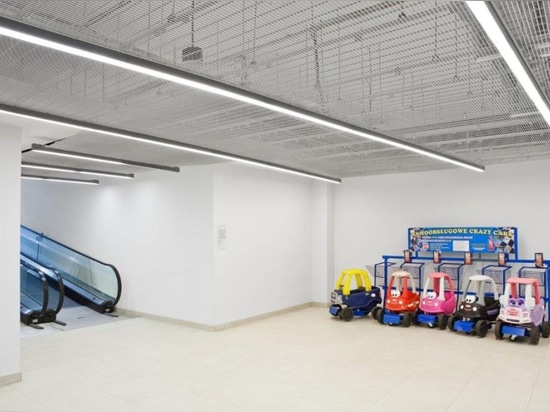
408,227,517,254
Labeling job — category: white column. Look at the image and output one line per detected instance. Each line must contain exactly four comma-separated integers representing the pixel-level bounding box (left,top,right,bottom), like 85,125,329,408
311,181,334,304
0,124,22,386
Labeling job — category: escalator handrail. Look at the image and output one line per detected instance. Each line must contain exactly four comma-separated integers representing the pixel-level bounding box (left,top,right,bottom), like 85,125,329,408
21,256,65,315
20,266,49,319
21,225,122,306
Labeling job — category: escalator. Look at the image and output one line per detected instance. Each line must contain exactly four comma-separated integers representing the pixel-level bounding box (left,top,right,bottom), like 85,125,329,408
20,226,122,314
20,265,49,327
20,255,66,327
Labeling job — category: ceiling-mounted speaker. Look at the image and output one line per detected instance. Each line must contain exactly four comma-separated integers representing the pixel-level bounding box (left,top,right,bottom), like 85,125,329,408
182,45,203,62
182,1,202,62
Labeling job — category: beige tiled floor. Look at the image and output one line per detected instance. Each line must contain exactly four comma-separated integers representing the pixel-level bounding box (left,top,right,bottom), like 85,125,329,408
4,307,550,412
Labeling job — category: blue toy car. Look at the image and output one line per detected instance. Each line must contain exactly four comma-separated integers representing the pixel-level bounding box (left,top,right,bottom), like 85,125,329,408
329,269,382,321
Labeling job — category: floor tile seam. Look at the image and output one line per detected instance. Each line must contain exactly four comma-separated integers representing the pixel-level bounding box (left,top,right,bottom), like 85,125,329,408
526,350,547,411
444,369,482,411
391,376,472,408
530,343,549,389
5,385,66,411
0,394,55,412
222,392,304,409
99,382,183,407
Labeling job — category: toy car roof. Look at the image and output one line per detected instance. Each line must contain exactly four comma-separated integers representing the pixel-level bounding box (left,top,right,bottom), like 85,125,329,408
467,274,494,282
506,277,539,286
427,272,451,279
392,270,413,278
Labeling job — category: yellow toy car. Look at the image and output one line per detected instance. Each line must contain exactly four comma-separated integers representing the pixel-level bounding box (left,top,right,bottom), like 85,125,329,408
329,268,382,321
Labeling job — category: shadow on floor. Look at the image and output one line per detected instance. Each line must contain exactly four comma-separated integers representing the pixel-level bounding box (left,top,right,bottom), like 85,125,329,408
20,297,134,338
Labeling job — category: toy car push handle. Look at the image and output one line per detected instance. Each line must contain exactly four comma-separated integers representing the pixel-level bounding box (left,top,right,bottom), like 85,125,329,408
335,268,374,296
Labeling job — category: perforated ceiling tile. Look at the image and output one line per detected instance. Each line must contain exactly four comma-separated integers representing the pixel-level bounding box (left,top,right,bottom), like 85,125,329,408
2,1,550,178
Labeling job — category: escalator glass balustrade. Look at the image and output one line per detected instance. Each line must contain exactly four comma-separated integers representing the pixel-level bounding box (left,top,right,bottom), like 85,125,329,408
21,226,122,313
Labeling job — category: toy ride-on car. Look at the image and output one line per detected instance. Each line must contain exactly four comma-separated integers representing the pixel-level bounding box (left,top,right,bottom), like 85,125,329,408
329,268,382,321
414,272,456,329
494,277,550,345
371,270,420,327
448,274,500,337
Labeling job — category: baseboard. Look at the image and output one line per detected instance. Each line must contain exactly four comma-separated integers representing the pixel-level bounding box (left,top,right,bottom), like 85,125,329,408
116,302,313,332
0,372,22,387
213,302,312,331
311,302,330,308
114,308,216,331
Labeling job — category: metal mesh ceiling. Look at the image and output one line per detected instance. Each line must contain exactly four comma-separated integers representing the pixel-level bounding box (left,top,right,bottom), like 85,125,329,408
1,1,549,179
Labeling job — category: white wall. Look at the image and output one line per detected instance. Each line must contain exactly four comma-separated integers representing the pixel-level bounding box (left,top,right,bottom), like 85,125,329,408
22,166,216,325
0,125,21,385
21,163,317,326
212,164,314,324
311,181,334,304
334,160,550,279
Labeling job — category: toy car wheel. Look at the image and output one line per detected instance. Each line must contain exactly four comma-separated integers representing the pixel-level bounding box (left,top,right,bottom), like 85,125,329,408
412,309,420,326
530,326,541,345
475,320,488,338
541,321,550,339
448,315,457,332
494,320,504,340
371,306,382,322
437,314,448,330
340,307,354,322
402,312,412,328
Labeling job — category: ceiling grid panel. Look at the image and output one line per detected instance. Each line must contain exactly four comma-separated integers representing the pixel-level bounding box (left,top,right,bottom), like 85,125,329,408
0,1,547,178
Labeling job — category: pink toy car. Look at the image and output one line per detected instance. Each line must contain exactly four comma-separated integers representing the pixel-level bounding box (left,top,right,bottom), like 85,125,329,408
414,272,456,329
495,277,550,345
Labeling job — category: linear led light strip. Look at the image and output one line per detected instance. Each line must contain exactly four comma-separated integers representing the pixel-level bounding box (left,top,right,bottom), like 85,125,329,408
466,2,550,128
21,162,134,179
21,174,99,185
29,144,180,172
0,19,484,174
2,105,341,184
40,151,126,165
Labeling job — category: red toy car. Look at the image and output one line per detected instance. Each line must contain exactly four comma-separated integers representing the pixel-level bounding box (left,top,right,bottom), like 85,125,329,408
372,270,420,327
